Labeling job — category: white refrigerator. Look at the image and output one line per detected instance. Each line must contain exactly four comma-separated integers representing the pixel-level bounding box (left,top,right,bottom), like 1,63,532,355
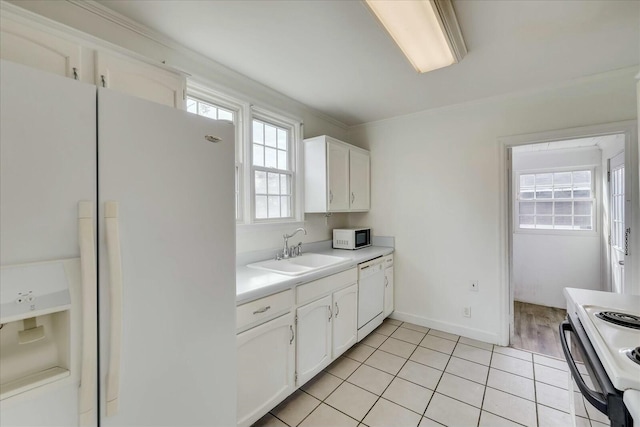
0,60,237,426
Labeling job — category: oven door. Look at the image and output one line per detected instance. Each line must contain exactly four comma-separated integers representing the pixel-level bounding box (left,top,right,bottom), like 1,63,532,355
560,317,633,427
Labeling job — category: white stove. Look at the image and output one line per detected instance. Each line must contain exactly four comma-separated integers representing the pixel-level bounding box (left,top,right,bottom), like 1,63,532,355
563,288,640,427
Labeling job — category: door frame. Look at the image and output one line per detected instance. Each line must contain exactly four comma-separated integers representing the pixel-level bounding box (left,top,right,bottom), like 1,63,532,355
497,120,638,346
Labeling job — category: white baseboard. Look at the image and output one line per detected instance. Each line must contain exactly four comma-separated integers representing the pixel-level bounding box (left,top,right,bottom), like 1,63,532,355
389,311,501,345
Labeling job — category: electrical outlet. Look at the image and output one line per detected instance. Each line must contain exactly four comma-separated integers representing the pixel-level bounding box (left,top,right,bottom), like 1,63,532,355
463,306,471,317
470,280,479,292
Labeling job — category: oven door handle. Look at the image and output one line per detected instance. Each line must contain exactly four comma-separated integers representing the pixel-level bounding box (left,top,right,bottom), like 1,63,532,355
559,320,608,414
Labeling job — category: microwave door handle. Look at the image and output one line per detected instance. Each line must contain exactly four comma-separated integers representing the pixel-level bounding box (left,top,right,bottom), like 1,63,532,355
559,321,608,414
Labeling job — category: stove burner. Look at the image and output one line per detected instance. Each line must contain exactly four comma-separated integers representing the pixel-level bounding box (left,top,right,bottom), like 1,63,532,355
595,311,640,329
626,347,640,365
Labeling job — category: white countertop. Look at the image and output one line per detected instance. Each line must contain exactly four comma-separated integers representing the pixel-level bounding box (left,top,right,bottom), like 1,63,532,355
236,246,393,305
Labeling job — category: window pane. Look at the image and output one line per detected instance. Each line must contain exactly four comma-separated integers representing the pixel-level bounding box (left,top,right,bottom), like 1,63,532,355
520,216,535,228
255,195,268,219
255,171,267,194
519,202,535,215
536,189,552,199
520,174,535,187
573,189,591,198
218,109,233,121
554,172,571,185
253,144,264,167
280,175,290,195
277,149,287,170
268,196,280,218
277,129,288,150
537,202,553,215
553,189,572,198
574,216,592,230
573,170,591,184
520,191,534,200
574,201,592,215
281,196,291,217
265,147,277,168
537,216,553,227
253,120,264,144
536,173,552,186
555,216,572,228
186,98,197,113
265,125,277,148
554,201,572,215
198,102,216,119
267,172,280,194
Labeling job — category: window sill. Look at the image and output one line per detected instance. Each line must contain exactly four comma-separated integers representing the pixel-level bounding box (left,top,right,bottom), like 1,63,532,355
514,228,598,237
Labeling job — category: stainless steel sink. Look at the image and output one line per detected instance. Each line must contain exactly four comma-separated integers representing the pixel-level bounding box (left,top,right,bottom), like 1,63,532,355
247,253,351,276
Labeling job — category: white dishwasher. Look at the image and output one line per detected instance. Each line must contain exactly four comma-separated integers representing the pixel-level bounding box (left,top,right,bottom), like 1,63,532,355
357,257,385,342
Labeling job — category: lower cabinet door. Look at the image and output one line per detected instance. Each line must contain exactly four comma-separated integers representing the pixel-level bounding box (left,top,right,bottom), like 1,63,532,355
384,267,394,317
332,283,358,358
237,312,295,427
296,295,332,386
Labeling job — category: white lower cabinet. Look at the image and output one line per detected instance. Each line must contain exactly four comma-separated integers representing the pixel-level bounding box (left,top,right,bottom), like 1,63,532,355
383,255,394,317
296,295,333,386
332,284,358,358
296,282,358,386
237,312,295,427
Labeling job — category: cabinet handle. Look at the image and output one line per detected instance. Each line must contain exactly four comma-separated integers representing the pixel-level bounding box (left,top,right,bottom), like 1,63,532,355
289,325,294,345
335,302,339,318
329,190,333,203
328,306,332,322
385,277,389,287
253,305,271,315
351,192,355,203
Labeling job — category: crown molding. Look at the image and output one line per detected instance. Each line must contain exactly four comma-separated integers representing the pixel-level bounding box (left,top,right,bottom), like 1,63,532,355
64,0,348,131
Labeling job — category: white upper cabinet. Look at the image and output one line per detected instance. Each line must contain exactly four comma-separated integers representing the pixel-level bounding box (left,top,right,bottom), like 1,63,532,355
95,52,186,109
0,15,186,109
304,135,370,213
0,18,81,79
349,149,371,211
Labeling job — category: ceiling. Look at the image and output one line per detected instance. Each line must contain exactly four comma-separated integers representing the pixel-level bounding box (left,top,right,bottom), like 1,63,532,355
96,0,639,126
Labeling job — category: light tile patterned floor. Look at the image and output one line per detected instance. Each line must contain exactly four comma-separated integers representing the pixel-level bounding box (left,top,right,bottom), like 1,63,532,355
254,319,606,427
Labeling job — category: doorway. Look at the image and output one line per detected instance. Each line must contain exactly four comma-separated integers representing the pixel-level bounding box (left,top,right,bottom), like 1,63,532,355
499,121,638,355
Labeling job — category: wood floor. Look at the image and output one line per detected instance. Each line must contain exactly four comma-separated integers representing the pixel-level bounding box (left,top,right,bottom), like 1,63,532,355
511,301,567,359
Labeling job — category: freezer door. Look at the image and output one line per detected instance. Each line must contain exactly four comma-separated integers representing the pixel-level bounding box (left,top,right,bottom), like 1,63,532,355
97,88,236,427
0,60,97,426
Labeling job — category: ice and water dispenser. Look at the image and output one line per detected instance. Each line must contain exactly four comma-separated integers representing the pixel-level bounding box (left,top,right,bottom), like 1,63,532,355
0,259,81,400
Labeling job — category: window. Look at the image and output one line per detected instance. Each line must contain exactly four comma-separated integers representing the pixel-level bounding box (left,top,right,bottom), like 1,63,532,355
516,169,595,231
251,117,294,220
611,165,625,249
186,95,242,220
186,86,302,225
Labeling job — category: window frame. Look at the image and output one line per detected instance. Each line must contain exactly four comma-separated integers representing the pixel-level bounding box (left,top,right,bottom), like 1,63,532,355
249,106,303,224
514,166,598,235
187,84,303,227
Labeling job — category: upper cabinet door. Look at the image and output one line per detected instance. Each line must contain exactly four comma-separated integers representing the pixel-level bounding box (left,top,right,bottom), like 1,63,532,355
327,141,350,212
349,149,370,211
0,18,81,79
95,52,186,109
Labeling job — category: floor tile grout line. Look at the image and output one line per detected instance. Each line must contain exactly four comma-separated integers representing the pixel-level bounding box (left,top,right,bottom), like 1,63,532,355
476,345,493,427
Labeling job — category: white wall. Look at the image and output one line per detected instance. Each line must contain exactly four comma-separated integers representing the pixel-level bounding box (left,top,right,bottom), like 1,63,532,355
348,68,637,343
512,147,602,308
3,0,350,254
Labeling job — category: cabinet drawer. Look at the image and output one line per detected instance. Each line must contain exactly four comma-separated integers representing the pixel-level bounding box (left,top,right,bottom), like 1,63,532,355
297,268,357,305
237,289,293,331
383,254,394,267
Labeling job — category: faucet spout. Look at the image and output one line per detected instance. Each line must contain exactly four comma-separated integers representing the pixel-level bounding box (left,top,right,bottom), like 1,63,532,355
282,228,307,259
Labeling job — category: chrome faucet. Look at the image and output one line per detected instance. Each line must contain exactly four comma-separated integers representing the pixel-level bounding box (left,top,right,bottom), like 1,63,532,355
282,228,307,259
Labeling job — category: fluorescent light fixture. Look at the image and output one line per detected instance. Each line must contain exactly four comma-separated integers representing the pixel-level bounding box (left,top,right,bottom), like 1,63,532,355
365,0,467,73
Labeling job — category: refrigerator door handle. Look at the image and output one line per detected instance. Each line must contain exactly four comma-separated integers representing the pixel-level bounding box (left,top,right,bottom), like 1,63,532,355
78,201,97,426
105,201,123,417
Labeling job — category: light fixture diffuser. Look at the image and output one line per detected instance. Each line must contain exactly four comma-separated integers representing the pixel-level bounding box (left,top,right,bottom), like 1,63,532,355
365,0,467,73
